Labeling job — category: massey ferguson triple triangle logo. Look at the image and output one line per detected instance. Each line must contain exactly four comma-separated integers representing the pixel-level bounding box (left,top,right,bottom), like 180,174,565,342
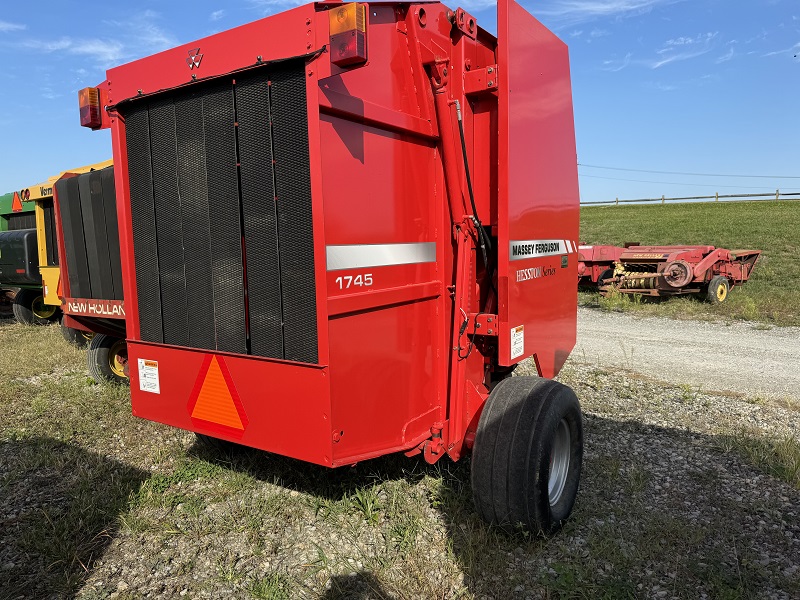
186,48,203,69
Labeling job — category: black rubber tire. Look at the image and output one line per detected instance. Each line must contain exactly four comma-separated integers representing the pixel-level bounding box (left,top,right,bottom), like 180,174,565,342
87,334,129,385
471,376,583,534
12,289,38,325
597,268,614,285
61,322,93,348
706,275,730,305
12,289,58,325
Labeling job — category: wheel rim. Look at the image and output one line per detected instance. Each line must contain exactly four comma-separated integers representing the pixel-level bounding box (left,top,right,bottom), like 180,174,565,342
109,339,129,379
32,296,57,320
549,419,571,507
716,283,727,302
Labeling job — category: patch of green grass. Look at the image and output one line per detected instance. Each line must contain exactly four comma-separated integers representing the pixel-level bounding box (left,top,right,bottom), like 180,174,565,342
2,323,798,599
717,430,800,489
580,200,800,326
249,572,293,600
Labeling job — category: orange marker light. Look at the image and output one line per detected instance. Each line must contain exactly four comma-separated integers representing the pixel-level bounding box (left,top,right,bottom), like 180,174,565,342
78,87,102,129
329,3,367,67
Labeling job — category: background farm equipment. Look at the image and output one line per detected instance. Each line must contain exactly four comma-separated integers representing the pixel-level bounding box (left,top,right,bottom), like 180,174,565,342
0,161,127,383
52,165,128,383
0,188,57,325
578,244,760,303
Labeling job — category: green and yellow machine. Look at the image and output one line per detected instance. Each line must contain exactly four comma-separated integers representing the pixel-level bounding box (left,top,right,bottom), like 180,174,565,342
0,160,113,325
0,186,39,320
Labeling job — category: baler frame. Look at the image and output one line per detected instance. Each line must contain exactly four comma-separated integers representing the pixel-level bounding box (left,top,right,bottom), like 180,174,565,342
85,0,583,533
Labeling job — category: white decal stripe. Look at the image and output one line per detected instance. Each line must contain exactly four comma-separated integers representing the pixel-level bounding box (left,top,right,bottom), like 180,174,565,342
565,240,573,253
326,242,436,271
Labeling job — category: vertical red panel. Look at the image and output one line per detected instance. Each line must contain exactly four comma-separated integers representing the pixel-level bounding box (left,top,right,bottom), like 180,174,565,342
497,0,580,376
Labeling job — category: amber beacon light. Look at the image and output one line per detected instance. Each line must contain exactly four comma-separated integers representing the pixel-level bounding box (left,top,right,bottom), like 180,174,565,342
78,87,103,129
329,3,367,67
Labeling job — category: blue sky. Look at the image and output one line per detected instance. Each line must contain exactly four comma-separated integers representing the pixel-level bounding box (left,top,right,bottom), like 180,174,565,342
0,0,798,202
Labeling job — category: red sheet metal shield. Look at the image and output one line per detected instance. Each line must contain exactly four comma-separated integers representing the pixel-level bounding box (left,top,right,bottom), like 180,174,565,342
187,355,249,439
496,0,580,376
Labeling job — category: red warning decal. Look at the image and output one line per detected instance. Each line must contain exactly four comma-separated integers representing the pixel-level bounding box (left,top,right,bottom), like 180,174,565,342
187,355,248,439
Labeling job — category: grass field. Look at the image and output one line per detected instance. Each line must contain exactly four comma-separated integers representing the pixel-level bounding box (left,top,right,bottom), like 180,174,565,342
580,200,800,326
2,322,798,599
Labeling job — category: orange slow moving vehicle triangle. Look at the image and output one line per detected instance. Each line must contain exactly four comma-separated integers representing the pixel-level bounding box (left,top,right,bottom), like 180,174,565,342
187,355,249,439
11,191,23,212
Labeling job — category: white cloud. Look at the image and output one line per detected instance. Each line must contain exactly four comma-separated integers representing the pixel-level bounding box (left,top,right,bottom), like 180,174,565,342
41,87,62,100
538,0,685,26
0,20,26,33
248,0,307,16
716,46,735,63
602,52,632,71
102,11,177,53
763,42,800,57
570,30,584,37
649,32,717,68
590,28,611,38
210,10,225,21
21,11,175,69
651,81,677,91
23,37,125,66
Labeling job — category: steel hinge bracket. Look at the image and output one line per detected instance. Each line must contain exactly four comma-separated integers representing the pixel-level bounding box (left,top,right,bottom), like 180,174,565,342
468,313,499,336
452,8,477,39
464,64,499,95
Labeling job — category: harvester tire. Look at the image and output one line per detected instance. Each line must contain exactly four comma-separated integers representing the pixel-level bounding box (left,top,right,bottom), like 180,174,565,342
88,334,129,385
61,322,94,348
471,376,583,535
706,276,729,305
13,289,58,325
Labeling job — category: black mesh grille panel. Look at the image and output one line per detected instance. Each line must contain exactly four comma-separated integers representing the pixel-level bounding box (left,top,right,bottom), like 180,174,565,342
126,105,164,343
56,176,91,298
150,98,190,348
7,212,36,231
41,199,59,266
100,168,123,300
174,91,216,351
271,67,318,364
236,72,283,359
204,85,247,355
121,61,318,363
53,167,123,302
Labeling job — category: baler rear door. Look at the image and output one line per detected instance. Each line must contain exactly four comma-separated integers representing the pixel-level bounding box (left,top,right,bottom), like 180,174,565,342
496,0,580,376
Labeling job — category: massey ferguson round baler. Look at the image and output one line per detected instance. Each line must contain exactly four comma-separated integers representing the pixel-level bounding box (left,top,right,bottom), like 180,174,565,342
79,0,583,532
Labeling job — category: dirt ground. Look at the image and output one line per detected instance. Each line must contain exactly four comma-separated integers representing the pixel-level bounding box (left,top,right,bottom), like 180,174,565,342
574,307,800,401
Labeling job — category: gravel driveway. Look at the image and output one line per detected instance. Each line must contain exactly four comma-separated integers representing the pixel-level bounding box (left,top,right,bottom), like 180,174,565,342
574,308,800,400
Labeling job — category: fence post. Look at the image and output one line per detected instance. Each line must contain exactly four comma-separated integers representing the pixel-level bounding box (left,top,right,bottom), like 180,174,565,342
661,195,665,205
615,197,619,206
776,189,780,201
715,192,719,202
